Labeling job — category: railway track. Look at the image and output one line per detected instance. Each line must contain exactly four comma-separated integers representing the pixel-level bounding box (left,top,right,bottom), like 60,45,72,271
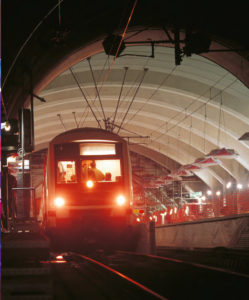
44,248,249,299
3,242,249,299
49,252,167,299
87,250,249,300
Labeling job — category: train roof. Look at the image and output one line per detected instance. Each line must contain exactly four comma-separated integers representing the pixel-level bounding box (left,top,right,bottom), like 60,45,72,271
49,127,126,144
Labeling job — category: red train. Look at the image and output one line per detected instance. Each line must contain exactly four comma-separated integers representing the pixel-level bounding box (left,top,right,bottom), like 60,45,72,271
41,127,133,247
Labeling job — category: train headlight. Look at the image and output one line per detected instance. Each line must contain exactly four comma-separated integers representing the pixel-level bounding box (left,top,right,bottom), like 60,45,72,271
55,197,65,207
86,180,94,188
116,195,126,206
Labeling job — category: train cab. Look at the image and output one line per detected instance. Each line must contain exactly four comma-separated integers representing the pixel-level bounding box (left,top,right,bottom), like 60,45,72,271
42,128,133,235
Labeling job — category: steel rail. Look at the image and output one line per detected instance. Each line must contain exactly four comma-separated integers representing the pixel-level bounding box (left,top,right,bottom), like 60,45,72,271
71,252,168,300
118,250,249,279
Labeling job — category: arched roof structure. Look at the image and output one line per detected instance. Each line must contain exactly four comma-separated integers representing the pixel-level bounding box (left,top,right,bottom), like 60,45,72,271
2,1,249,193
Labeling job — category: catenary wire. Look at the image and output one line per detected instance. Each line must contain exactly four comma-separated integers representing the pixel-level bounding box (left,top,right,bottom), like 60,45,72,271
69,67,102,128
97,0,138,96
87,57,106,123
117,67,148,134
2,0,64,91
112,67,129,130
77,2,132,128
150,75,238,144
148,70,232,139
123,64,178,127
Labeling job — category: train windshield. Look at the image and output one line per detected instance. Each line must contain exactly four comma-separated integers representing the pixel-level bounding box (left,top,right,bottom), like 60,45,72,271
81,159,121,182
57,161,77,184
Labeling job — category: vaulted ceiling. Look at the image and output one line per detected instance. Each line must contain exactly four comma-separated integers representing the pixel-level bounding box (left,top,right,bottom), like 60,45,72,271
2,1,249,192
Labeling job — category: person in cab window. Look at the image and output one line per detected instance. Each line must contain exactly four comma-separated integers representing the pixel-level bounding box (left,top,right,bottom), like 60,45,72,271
88,160,105,181
82,161,90,181
57,162,66,182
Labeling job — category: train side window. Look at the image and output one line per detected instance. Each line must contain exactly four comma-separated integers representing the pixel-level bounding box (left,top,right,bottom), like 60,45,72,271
57,161,77,184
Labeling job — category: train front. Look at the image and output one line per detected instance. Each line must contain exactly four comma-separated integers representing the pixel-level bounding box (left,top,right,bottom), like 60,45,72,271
44,129,133,247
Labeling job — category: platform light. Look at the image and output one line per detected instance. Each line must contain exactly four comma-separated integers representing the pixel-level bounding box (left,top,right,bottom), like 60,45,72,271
185,206,189,216
116,195,126,206
55,197,65,207
53,254,66,264
56,255,64,260
160,212,167,225
226,182,232,189
201,196,206,201
4,122,11,132
1,119,19,134
153,215,158,222
216,191,221,196
207,190,212,195
237,183,243,190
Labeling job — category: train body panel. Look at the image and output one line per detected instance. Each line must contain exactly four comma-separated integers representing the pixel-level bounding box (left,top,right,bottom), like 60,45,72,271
42,127,133,235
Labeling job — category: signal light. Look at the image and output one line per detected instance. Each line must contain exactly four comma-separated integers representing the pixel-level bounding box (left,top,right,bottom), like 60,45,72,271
55,197,65,207
116,195,126,206
86,180,94,188
1,119,19,152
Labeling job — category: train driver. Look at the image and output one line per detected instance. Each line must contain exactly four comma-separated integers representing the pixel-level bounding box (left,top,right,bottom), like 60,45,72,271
88,160,105,181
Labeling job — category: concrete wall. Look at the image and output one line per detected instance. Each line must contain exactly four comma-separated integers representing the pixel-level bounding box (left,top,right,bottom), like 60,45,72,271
156,215,249,249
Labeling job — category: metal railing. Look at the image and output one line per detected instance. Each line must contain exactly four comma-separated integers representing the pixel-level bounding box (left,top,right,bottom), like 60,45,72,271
137,189,249,226
7,187,37,231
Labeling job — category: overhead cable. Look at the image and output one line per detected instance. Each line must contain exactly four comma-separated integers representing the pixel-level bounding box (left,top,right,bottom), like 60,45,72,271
149,70,231,139
123,64,178,127
87,57,106,123
117,67,148,134
2,0,64,90
98,0,138,94
57,114,66,131
150,75,238,143
112,67,129,130
69,67,101,128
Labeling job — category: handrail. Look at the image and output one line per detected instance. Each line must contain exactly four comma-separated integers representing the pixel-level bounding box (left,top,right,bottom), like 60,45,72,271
11,186,37,226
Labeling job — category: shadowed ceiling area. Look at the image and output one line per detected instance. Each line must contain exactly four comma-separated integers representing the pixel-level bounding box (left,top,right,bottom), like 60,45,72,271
2,1,249,193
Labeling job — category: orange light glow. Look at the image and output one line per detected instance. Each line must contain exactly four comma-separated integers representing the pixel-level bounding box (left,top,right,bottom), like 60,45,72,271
86,180,94,188
55,197,65,207
80,143,116,155
116,195,126,206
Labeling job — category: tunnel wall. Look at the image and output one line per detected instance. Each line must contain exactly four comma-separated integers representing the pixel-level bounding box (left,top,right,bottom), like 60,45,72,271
155,215,249,249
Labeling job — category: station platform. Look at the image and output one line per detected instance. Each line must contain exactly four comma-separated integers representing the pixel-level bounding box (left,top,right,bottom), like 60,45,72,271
2,228,50,264
2,229,52,300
